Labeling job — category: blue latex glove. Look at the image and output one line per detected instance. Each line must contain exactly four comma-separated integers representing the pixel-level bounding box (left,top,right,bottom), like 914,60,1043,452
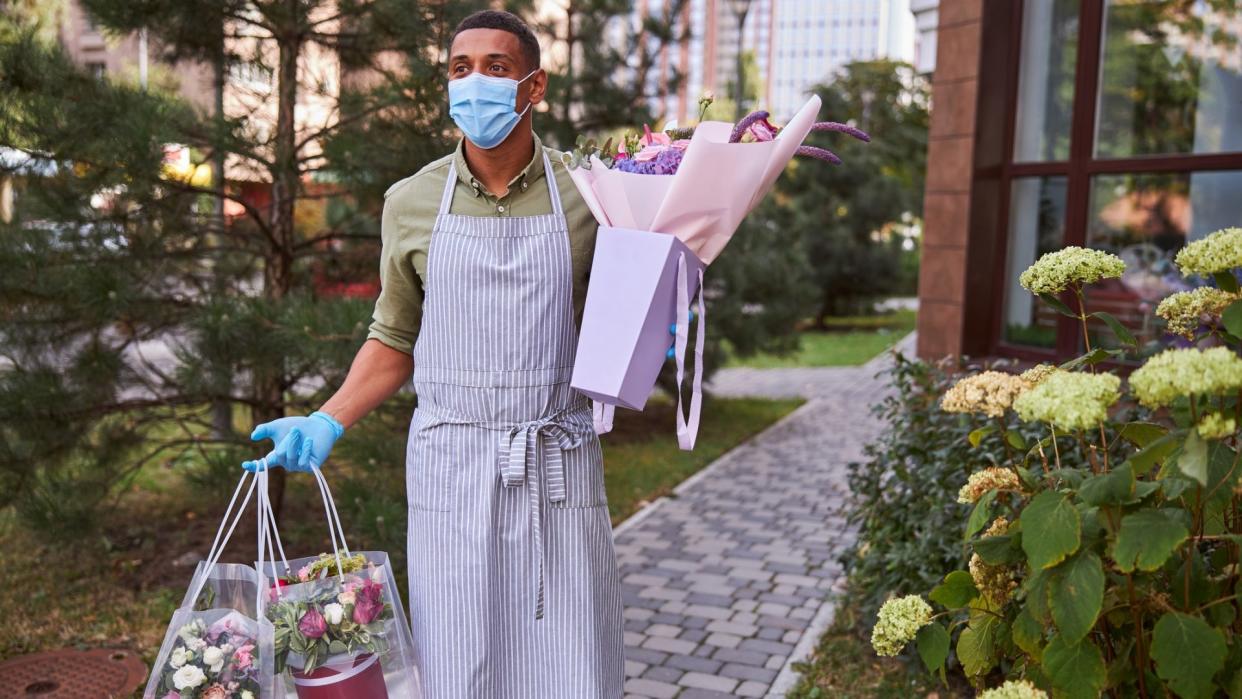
666,310,697,359
242,411,345,472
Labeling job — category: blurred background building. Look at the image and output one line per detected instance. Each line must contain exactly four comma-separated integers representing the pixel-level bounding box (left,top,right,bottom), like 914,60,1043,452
917,0,1242,361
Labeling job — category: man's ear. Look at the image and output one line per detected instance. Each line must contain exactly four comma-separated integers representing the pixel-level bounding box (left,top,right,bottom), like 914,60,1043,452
527,68,547,107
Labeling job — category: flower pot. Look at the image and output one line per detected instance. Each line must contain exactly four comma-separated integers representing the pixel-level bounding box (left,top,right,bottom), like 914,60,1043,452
289,652,388,699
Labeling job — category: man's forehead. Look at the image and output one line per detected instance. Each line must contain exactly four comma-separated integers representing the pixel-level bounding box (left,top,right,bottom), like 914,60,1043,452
450,28,522,59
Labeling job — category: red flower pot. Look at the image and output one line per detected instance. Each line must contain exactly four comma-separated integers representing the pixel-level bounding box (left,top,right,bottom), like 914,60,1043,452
290,652,389,699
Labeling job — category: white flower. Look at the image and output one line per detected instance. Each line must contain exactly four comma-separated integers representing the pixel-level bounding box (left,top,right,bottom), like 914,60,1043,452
202,646,226,674
186,637,207,652
338,589,356,606
323,603,345,625
169,647,188,669
176,619,205,644
242,692,255,699
173,664,207,691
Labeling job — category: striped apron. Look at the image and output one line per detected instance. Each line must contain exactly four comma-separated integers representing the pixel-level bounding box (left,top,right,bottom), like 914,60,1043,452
404,153,625,699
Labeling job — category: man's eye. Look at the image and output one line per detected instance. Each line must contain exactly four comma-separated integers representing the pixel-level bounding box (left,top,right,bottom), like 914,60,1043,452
490,64,506,72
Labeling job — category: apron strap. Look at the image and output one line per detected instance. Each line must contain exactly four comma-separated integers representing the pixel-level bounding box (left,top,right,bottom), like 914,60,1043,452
542,151,565,220
439,163,458,214
674,255,705,451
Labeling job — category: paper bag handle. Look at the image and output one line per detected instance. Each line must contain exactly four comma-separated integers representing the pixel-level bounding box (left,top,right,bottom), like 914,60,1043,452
674,254,705,450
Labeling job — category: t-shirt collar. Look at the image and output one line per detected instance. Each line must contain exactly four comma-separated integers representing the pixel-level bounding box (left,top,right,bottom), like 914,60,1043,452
453,131,546,198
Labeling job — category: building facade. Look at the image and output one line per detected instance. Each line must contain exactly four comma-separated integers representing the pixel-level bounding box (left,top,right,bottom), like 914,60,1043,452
639,0,915,124
917,0,1242,361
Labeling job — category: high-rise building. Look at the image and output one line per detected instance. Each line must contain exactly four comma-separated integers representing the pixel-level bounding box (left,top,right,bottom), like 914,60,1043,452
637,0,916,124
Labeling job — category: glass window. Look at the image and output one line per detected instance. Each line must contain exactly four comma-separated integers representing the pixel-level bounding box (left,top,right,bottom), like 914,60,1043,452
1012,0,1080,162
1095,1,1242,158
1083,169,1242,351
1003,176,1069,348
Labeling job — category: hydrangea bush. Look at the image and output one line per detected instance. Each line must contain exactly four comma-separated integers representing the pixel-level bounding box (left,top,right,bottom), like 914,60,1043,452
872,230,1242,697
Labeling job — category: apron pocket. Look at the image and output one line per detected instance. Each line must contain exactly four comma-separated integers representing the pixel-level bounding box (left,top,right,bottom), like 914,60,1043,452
405,415,459,512
548,436,608,509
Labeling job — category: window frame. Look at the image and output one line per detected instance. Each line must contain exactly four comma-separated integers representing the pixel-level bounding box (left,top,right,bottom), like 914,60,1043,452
983,0,1242,362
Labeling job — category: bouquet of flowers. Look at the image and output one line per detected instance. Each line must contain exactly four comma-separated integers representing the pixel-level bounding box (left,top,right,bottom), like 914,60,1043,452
561,94,869,448
144,471,278,699
258,468,420,699
152,612,264,699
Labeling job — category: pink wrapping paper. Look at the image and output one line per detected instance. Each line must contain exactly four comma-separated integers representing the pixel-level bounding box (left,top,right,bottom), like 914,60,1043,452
566,95,822,264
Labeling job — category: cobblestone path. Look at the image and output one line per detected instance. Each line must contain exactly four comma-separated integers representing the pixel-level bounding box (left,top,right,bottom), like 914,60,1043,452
612,335,913,698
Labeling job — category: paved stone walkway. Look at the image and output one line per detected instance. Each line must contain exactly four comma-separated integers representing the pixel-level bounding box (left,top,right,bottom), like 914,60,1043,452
611,335,913,698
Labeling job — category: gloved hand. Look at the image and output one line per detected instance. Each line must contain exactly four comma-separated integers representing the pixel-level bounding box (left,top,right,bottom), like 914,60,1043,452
665,310,698,360
242,411,345,473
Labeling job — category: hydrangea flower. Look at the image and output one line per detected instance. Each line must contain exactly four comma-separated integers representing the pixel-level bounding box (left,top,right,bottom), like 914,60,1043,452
1155,287,1239,339
870,595,933,656
1019,246,1126,295
1175,227,1242,277
979,680,1049,699
941,371,1031,418
970,518,1017,604
958,467,1022,504
1013,371,1120,432
1198,413,1238,440
1128,347,1242,408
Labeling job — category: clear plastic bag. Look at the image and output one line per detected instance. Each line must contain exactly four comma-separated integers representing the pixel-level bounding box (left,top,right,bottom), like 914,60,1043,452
144,470,280,698
258,467,422,699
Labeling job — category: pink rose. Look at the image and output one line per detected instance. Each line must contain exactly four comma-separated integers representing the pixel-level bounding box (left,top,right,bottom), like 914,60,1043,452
201,686,227,699
233,643,254,671
745,117,780,142
638,124,671,148
633,145,664,162
352,581,385,625
298,607,328,639
296,565,311,582
162,693,180,699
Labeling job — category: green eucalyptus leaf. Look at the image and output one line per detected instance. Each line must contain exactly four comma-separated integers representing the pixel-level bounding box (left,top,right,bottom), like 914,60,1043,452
1043,634,1106,699
929,570,978,609
915,623,950,673
1151,612,1227,699
1078,463,1135,506
1111,508,1189,572
1178,429,1210,486
1020,491,1081,569
1048,551,1104,643
1090,311,1138,348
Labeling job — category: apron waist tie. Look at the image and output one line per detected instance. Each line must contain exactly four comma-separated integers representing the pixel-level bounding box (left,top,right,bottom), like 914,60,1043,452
497,411,584,620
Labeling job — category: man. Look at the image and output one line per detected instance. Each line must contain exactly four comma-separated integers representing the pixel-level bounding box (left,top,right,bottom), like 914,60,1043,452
242,10,625,697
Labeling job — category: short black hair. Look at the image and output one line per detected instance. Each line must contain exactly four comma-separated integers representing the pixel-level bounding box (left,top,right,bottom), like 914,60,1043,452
451,10,541,73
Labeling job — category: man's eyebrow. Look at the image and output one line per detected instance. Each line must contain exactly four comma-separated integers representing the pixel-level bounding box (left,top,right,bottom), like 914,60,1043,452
450,52,516,62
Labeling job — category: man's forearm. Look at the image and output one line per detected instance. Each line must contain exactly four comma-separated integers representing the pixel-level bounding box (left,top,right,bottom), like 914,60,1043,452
317,338,414,429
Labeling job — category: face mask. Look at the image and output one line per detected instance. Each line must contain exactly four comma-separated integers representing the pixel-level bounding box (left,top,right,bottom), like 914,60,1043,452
448,69,537,150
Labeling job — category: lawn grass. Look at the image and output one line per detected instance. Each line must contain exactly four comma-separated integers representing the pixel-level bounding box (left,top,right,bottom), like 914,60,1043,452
727,309,917,369
0,394,800,664
784,605,956,698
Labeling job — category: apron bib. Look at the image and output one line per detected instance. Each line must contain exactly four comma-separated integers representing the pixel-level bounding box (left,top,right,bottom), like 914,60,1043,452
404,152,624,698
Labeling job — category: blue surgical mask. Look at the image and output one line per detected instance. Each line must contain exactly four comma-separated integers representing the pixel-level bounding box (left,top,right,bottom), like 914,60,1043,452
448,70,537,149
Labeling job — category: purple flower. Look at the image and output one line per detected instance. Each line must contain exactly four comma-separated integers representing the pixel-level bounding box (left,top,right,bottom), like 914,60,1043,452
352,581,385,625
298,607,327,639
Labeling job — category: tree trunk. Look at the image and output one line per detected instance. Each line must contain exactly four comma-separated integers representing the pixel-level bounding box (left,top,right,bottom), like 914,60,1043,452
257,7,303,519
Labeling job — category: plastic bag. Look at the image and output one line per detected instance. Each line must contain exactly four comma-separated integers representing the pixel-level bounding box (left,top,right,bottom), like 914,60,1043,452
258,467,422,699
144,470,279,698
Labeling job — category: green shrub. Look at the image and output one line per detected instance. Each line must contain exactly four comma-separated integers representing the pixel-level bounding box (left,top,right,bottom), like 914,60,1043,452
866,232,1242,697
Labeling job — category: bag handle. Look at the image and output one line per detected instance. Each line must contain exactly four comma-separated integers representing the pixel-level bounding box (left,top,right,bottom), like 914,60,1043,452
674,254,705,450
255,463,290,607
309,465,353,577
187,471,259,609
592,401,614,435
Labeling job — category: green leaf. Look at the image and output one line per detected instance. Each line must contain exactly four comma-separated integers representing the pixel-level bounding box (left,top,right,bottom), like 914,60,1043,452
1020,491,1081,569
1006,430,1026,450
966,488,998,540
1224,299,1242,339
1012,606,1045,659
1043,635,1106,699
930,570,978,609
1024,568,1052,623
1111,508,1189,572
1048,551,1104,643
1060,347,1112,372
1163,476,1196,500
968,426,995,448
974,533,1024,566
1091,310,1138,348
1179,429,1210,486
1118,421,1169,448
915,623,950,673
1216,272,1241,294
1039,292,1080,318
955,601,1006,680
1078,463,1135,506
1134,433,1181,473
1152,612,1227,699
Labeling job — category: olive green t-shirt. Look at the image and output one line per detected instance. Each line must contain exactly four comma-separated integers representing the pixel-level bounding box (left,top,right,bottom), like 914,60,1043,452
366,132,598,355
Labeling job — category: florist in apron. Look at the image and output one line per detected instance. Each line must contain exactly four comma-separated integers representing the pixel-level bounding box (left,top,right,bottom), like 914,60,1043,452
365,132,626,698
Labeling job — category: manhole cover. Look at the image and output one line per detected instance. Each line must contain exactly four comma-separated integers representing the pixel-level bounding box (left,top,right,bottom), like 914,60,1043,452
0,648,146,698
